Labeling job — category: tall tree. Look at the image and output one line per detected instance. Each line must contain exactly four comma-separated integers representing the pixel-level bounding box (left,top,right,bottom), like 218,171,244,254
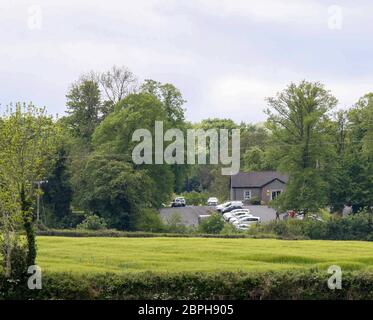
141,79,186,124
345,93,373,212
66,79,101,142
265,81,338,212
42,147,73,225
0,103,59,272
87,66,138,116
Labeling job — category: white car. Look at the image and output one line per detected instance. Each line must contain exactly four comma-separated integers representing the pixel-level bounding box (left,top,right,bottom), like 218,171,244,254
231,215,261,225
230,214,254,224
234,223,251,231
207,197,219,206
223,209,251,221
216,201,231,212
216,201,243,212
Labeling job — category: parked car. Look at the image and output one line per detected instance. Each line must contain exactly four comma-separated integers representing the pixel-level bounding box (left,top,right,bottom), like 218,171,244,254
216,201,243,212
207,197,219,206
198,214,211,223
234,223,251,231
215,201,243,212
231,215,261,225
223,209,251,221
216,201,231,212
171,197,186,207
221,203,244,214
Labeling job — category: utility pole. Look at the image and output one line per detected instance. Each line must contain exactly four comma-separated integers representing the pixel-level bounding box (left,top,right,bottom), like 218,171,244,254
35,180,48,225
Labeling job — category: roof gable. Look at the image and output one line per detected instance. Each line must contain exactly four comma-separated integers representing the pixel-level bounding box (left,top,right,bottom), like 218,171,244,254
230,171,289,188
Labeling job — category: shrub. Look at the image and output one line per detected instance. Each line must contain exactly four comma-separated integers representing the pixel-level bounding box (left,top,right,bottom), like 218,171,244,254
77,215,107,231
198,214,225,234
2,271,373,300
135,209,165,232
0,241,28,279
181,191,209,206
36,229,251,238
249,196,261,205
219,223,238,235
248,210,373,241
164,212,188,233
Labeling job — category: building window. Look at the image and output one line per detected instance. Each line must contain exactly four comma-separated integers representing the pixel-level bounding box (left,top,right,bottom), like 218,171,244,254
244,190,251,200
270,190,282,200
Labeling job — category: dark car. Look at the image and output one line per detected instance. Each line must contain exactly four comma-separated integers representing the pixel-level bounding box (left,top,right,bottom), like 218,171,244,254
171,197,186,207
221,204,243,214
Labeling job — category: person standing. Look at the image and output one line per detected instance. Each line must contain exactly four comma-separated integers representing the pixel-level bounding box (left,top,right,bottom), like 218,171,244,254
275,210,280,221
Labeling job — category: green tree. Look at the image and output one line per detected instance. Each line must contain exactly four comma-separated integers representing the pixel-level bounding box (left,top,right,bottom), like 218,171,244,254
0,103,59,272
78,157,153,230
265,81,338,212
65,79,101,143
42,147,73,226
345,93,373,212
198,214,225,234
141,79,186,124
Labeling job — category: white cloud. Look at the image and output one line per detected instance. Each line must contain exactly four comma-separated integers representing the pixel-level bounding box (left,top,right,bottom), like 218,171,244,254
0,0,372,121
192,0,325,24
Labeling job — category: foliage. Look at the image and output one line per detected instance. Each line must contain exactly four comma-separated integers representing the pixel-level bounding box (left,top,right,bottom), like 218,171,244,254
0,103,59,275
266,81,338,212
42,147,73,226
4,271,373,300
65,80,102,142
135,209,165,232
77,157,153,230
198,214,225,234
77,214,107,231
181,191,209,206
249,210,373,241
164,212,188,233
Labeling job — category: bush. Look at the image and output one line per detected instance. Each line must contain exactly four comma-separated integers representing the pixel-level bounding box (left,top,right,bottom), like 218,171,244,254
3,271,373,300
248,211,373,241
0,241,28,280
219,223,238,235
181,191,209,206
250,196,261,205
198,214,225,234
36,229,252,238
77,215,107,231
164,212,188,233
135,209,165,232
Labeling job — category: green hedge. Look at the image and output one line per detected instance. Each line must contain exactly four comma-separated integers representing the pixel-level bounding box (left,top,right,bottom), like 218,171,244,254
249,213,373,241
36,229,251,238
2,271,373,300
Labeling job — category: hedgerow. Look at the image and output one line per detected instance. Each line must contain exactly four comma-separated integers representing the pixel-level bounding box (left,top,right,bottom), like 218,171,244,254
2,271,373,300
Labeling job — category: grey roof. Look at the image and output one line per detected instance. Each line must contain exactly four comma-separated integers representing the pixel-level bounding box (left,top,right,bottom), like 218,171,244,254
230,171,289,188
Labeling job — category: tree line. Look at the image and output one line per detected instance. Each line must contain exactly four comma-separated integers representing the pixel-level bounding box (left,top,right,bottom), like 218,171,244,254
0,65,372,278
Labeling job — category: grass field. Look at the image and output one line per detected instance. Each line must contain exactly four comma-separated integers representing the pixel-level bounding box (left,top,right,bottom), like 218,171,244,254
35,236,373,274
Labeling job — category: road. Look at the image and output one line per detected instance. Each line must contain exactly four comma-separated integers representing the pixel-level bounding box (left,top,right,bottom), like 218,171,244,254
160,205,277,227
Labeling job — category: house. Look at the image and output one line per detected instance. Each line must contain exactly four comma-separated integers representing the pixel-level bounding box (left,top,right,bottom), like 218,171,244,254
230,171,289,204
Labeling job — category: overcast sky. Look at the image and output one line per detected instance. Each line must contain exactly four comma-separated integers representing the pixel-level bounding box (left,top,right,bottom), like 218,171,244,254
1,0,372,123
